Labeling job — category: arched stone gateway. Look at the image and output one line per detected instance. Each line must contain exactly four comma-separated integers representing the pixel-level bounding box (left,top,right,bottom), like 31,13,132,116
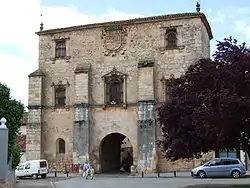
100,133,133,173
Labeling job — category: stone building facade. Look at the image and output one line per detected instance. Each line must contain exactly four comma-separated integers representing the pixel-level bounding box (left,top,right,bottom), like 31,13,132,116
26,11,213,173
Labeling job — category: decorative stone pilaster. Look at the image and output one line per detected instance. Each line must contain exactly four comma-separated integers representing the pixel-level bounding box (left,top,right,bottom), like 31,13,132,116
137,101,156,173
137,59,156,173
73,103,90,164
26,70,44,160
73,64,91,164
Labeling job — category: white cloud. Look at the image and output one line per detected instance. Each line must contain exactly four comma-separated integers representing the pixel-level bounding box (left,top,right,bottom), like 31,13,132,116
207,10,226,24
233,8,250,39
0,0,144,107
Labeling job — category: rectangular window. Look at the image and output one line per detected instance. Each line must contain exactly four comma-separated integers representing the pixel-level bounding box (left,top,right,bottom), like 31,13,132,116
165,28,177,48
40,161,47,168
55,87,66,107
55,40,66,58
106,78,123,105
25,163,31,169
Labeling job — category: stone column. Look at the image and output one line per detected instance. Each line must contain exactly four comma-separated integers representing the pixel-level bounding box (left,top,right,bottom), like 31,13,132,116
0,117,9,180
26,70,44,160
137,60,156,174
73,64,91,165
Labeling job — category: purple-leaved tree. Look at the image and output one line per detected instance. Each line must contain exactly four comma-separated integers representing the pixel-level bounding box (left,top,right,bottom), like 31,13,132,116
157,37,250,160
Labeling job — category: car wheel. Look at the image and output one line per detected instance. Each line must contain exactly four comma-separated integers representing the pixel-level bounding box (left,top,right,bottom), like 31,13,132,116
197,170,206,178
32,174,37,180
231,170,240,179
41,174,46,178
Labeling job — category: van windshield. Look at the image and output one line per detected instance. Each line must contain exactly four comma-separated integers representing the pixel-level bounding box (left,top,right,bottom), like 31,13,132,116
40,161,47,168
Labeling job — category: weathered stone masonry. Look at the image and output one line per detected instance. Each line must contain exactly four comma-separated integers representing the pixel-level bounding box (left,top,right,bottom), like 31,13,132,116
137,60,156,173
26,12,213,173
73,64,91,164
26,70,44,161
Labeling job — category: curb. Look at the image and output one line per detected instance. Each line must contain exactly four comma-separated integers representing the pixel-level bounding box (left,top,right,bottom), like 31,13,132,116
50,181,56,188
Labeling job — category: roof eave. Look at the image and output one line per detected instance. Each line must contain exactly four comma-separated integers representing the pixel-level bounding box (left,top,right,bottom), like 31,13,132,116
35,12,213,40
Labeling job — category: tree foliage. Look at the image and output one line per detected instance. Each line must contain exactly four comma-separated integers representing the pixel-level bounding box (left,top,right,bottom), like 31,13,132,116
0,83,24,168
157,37,250,160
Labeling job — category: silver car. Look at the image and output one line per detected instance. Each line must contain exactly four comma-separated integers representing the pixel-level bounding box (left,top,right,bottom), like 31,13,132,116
191,157,246,178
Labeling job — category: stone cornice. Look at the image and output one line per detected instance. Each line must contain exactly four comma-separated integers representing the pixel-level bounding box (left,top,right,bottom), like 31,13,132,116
36,12,213,40
28,70,45,77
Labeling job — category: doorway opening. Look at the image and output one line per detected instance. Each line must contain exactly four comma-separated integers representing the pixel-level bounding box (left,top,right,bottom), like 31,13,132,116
100,133,133,173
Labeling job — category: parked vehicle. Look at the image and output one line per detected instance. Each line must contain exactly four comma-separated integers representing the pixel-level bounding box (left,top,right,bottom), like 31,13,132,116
191,157,246,179
15,159,49,179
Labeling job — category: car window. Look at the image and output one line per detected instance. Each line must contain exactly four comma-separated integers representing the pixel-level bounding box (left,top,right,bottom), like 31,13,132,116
18,165,24,170
222,159,231,165
231,159,239,164
25,163,31,169
210,159,222,166
40,161,47,168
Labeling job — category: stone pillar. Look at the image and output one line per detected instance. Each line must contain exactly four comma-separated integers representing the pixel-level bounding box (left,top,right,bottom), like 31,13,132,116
137,60,156,173
73,64,91,165
26,70,44,160
0,118,8,180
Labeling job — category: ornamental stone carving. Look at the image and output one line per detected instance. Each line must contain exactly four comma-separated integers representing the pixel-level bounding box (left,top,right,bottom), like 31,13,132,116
101,25,127,56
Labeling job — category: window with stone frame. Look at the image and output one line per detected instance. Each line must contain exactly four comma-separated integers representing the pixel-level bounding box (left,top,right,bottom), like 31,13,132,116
55,85,66,107
102,67,127,108
55,40,66,58
165,28,177,48
56,138,66,154
105,74,124,105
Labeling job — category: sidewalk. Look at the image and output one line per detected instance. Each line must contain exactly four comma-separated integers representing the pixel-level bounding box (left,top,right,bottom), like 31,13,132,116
129,171,250,178
46,172,80,182
129,171,192,178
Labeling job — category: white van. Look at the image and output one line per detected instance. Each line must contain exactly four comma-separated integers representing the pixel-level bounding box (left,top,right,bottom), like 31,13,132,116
15,159,49,179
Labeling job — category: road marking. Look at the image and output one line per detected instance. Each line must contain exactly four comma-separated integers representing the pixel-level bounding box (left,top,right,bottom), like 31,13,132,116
49,181,55,188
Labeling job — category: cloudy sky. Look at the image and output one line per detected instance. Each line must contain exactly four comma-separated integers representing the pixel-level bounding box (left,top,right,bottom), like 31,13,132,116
1,0,250,107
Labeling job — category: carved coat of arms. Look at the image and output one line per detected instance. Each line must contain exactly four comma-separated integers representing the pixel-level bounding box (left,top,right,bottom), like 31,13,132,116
101,26,127,56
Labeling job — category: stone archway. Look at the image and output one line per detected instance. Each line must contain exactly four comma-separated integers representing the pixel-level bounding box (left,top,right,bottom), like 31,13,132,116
100,133,133,173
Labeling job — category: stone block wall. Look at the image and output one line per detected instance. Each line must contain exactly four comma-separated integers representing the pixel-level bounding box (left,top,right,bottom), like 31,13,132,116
26,122,42,160
29,13,213,172
73,64,91,165
28,77,43,106
0,171,16,188
26,73,43,160
47,155,73,172
137,60,155,101
157,147,194,172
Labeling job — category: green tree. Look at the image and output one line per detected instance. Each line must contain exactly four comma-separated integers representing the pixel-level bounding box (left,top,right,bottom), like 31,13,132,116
0,83,24,168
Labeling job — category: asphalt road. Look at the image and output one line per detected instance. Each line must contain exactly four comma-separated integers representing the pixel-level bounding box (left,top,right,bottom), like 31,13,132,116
14,172,77,188
54,174,250,188
15,180,52,188
14,172,250,188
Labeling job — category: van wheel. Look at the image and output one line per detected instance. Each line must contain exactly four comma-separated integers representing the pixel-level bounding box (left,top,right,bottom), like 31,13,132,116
41,174,46,178
231,170,240,179
32,174,37,180
197,170,206,178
